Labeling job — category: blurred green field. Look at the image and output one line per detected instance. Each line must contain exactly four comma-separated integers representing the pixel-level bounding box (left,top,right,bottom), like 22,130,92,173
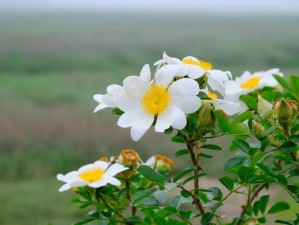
0,12,299,225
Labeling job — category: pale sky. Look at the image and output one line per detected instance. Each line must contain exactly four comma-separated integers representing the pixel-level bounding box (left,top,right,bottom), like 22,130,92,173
1,0,299,14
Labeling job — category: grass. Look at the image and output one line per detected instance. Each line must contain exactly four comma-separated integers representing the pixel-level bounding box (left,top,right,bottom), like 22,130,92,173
0,12,299,224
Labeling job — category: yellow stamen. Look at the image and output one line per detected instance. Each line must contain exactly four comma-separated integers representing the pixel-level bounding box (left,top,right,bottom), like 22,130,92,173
141,84,171,115
79,168,104,182
182,57,213,70
241,76,261,89
207,91,218,100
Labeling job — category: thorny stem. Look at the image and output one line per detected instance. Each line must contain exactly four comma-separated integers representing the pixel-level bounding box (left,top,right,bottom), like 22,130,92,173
235,183,268,225
184,136,205,215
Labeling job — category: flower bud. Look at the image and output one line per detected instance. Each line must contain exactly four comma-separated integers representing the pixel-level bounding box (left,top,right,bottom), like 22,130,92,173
145,155,174,173
252,120,267,141
118,149,141,168
245,218,258,225
198,101,216,132
273,98,298,131
257,95,273,119
99,156,108,162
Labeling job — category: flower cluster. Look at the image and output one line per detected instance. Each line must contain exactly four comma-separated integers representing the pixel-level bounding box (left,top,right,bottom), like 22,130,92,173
94,52,283,141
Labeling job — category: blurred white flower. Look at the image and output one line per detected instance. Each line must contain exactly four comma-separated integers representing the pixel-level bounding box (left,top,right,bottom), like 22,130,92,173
57,161,128,192
224,68,283,97
116,64,201,141
154,52,231,95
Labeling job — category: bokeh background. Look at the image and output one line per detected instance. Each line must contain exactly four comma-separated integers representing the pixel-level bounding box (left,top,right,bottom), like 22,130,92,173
0,0,299,224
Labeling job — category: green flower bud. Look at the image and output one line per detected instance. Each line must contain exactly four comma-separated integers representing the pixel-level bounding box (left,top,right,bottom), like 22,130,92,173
273,98,298,131
252,120,268,141
118,149,141,168
257,95,273,119
198,101,216,133
145,155,174,173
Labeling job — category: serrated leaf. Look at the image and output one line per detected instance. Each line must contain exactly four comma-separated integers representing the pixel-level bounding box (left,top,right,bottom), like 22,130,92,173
182,173,207,185
175,149,189,157
231,111,253,124
239,166,255,183
259,195,270,214
280,141,297,153
201,144,223,151
232,139,251,155
240,95,257,109
137,165,166,186
219,176,234,191
215,110,229,133
224,156,247,171
201,212,214,225
173,166,195,183
268,202,290,214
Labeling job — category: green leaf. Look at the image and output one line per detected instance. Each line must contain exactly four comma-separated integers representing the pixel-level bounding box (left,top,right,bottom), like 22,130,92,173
240,95,257,109
268,202,290,214
232,139,251,155
175,149,189,157
138,165,166,185
153,190,168,203
280,141,298,153
228,123,250,136
275,220,293,225
239,166,255,183
231,111,253,124
224,156,247,171
201,144,223,151
219,176,234,191
173,166,195,183
182,173,207,185
74,218,95,225
209,187,222,201
261,91,276,102
137,197,159,206
201,212,214,225
215,110,229,132
290,75,299,94
199,153,213,159
131,188,156,205
274,75,292,92
259,195,270,214
171,136,185,143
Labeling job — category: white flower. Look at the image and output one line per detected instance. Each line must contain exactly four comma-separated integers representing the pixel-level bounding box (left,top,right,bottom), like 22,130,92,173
116,65,201,141
204,90,242,116
57,161,128,192
224,68,283,97
93,84,122,113
154,52,231,95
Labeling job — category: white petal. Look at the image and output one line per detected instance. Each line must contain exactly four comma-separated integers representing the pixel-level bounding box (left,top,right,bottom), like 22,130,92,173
170,107,187,130
155,107,186,132
187,65,205,79
163,52,181,64
123,76,149,98
78,163,96,174
211,99,241,116
93,94,103,103
59,184,72,192
168,78,199,97
208,75,226,95
155,65,181,87
117,89,140,111
105,163,128,177
139,64,151,83
93,103,109,113
88,179,108,188
209,70,230,82
107,177,121,186
144,156,155,167
93,161,110,170
107,84,122,95
176,96,202,114
117,109,153,128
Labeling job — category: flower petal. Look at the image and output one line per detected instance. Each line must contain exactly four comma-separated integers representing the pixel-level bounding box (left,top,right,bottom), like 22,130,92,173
209,70,230,82
123,76,149,98
168,78,199,97
176,96,202,114
187,65,205,79
59,184,72,192
139,64,151,83
155,65,181,87
107,177,121,186
105,163,128,177
117,89,140,111
88,179,108,188
155,107,186,132
208,75,226,95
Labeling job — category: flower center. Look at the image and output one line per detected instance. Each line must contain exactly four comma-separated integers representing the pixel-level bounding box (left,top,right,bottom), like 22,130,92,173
141,84,171,115
182,57,213,70
79,168,104,182
207,91,218,100
241,76,261,89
